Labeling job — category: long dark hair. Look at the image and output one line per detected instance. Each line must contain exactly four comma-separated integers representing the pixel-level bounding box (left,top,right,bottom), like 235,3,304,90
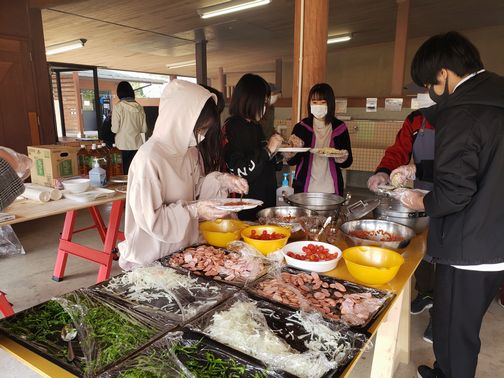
229,73,270,121
307,83,335,124
195,98,222,174
117,81,135,100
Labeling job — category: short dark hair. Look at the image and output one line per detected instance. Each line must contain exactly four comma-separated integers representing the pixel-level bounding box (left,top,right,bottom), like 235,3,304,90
229,73,270,121
117,81,135,100
307,83,335,124
411,31,484,87
201,84,225,114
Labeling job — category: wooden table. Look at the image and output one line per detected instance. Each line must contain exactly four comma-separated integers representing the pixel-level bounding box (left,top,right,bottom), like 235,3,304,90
0,192,126,316
0,229,426,378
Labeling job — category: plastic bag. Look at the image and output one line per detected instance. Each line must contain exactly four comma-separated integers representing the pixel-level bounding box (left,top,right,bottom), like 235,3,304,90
0,225,25,257
188,291,368,378
162,243,274,287
0,146,32,181
93,263,238,328
248,267,394,328
54,288,160,377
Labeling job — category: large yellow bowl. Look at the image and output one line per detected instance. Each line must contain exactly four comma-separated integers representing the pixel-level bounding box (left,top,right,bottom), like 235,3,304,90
241,225,291,255
199,219,248,247
342,246,405,285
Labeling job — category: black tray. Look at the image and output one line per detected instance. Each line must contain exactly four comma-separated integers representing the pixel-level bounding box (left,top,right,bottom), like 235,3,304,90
90,266,238,329
101,328,295,378
247,266,394,331
189,292,367,378
159,244,268,287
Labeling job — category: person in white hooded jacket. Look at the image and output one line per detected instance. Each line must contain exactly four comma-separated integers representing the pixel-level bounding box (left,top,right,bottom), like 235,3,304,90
118,80,248,270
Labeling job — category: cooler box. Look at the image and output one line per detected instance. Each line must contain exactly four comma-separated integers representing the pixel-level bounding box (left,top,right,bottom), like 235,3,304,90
27,145,79,187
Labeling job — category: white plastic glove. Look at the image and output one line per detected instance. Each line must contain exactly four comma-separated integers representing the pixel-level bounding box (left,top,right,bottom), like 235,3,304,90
390,165,416,187
334,149,349,164
390,188,425,211
0,147,32,181
288,134,304,148
267,134,284,155
218,173,249,194
367,172,390,192
194,200,230,221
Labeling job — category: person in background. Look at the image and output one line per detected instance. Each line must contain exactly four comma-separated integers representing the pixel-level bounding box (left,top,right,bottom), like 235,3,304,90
119,80,248,270
396,31,504,378
0,147,31,210
367,109,436,343
98,108,115,148
223,73,283,221
286,83,352,194
260,83,282,139
111,81,147,174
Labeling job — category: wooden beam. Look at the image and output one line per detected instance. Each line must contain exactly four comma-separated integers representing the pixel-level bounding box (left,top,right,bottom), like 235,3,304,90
275,58,282,92
391,0,410,96
195,40,207,85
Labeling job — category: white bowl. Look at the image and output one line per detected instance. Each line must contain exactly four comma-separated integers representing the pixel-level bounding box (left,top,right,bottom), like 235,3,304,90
62,178,90,194
282,241,342,273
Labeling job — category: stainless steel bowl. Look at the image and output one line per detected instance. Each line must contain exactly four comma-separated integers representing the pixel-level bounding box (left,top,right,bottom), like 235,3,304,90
256,206,317,222
373,197,429,234
340,219,416,251
284,192,346,217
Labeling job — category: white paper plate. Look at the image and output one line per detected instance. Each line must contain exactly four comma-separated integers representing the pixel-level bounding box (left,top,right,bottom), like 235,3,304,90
213,198,263,212
277,147,310,153
310,148,347,158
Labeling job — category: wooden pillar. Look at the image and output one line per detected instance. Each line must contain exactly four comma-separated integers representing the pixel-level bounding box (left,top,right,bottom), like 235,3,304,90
391,0,410,96
195,40,208,85
217,66,226,95
291,0,328,123
275,58,282,92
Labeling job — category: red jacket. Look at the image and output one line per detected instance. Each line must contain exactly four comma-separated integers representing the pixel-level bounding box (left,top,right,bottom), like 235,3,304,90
375,110,434,175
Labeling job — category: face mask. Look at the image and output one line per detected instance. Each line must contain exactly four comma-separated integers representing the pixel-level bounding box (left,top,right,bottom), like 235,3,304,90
429,76,450,104
270,94,279,105
311,104,328,120
257,106,267,121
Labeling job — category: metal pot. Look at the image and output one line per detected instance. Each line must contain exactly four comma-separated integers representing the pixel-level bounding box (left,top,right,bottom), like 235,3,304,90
373,197,429,234
284,192,347,217
256,206,317,240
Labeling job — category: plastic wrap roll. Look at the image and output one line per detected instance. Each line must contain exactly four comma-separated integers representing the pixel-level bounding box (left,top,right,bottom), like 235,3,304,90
25,184,62,201
22,186,51,202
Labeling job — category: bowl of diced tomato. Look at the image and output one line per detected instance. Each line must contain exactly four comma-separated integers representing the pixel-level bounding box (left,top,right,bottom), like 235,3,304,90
241,225,291,255
282,241,342,272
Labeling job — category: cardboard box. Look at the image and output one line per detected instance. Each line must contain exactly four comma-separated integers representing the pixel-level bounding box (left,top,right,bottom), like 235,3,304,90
27,145,79,187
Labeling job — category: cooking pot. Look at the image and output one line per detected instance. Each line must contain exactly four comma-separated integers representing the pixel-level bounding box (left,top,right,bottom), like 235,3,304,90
373,197,429,234
284,192,348,217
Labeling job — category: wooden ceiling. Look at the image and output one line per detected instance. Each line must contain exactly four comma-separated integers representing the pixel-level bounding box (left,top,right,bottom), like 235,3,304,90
35,0,504,78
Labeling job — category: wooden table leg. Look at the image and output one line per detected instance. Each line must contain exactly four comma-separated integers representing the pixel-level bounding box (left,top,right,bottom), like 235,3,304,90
88,206,107,243
51,210,76,282
0,292,14,317
370,279,411,378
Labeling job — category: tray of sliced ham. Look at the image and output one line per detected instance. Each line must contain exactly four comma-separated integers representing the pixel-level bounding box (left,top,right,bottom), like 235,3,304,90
247,267,394,330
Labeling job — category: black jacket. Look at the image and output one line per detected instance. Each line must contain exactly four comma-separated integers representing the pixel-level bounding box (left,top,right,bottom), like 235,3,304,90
287,117,352,194
223,115,277,221
424,71,504,265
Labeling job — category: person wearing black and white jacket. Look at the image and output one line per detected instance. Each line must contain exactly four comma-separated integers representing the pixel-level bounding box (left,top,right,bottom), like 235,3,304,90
0,147,30,210
395,31,504,378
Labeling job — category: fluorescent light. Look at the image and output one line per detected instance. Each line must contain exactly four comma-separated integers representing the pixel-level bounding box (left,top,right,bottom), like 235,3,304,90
198,0,271,19
166,60,196,69
327,34,352,44
46,39,86,55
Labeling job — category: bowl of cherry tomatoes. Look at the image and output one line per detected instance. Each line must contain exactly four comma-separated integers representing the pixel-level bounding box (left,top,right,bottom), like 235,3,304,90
241,225,291,255
282,241,342,273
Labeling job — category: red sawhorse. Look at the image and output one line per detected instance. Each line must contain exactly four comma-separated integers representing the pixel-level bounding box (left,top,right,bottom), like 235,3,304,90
0,291,14,317
52,199,125,284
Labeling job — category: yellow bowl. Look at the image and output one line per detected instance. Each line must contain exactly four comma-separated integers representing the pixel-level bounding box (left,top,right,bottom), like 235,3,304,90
241,225,291,255
199,219,248,248
342,246,405,285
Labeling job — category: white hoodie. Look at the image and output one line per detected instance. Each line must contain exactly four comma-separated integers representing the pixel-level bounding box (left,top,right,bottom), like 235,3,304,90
118,80,227,270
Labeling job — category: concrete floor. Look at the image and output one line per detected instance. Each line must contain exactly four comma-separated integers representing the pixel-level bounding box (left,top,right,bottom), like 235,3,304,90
0,203,503,378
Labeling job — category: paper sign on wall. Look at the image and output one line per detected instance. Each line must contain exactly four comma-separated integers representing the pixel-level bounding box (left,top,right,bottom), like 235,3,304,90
366,98,378,112
335,98,348,114
384,98,403,112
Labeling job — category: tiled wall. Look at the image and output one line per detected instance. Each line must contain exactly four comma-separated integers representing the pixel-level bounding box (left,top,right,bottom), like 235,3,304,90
275,119,404,172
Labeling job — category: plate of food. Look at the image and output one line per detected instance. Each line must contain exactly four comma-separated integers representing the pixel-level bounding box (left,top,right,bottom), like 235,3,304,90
213,198,263,212
277,147,310,153
310,147,347,158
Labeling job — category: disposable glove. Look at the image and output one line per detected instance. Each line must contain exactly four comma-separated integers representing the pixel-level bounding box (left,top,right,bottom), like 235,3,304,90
367,172,390,192
390,188,425,211
267,134,284,155
0,147,32,181
390,165,416,187
194,200,230,221
334,149,349,164
288,134,304,148
217,173,249,194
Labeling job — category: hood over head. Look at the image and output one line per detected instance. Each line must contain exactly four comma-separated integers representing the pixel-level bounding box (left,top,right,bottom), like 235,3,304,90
152,80,216,154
